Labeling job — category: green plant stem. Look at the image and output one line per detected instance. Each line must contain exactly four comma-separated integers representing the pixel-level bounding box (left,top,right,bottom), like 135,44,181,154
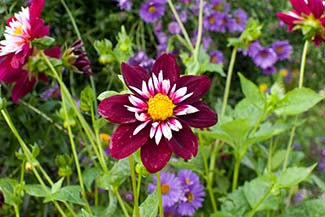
193,0,204,60
114,188,130,217
157,171,164,217
128,156,139,217
61,96,92,213
167,0,194,51
268,139,273,172
199,132,217,212
232,156,241,191
14,204,20,217
247,185,273,217
282,40,309,171
136,171,142,202
41,51,107,173
221,47,237,117
0,109,71,217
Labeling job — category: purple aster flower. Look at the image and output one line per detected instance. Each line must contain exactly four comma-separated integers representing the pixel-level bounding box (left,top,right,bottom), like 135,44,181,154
178,169,201,189
204,12,227,32
177,177,205,216
209,0,225,11
115,0,132,11
139,1,166,23
230,9,248,32
247,41,262,58
148,171,184,207
225,16,237,33
262,66,277,75
210,50,224,64
252,47,277,69
202,36,212,50
156,32,168,45
41,83,61,100
128,51,155,73
168,21,181,35
271,40,293,60
164,206,181,217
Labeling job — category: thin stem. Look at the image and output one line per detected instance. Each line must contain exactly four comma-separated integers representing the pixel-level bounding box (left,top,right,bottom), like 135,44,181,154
247,185,273,217
114,188,130,217
232,156,241,191
136,171,142,202
14,204,20,217
129,156,139,217
156,171,164,217
221,47,238,117
167,0,194,51
282,117,298,171
298,40,309,88
193,0,204,61
267,139,273,172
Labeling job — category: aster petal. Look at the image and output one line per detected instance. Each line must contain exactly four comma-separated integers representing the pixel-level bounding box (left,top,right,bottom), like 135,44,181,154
308,0,325,18
141,139,172,173
110,122,150,159
175,75,211,104
177,102,217,128
121,63,150,92
290,0,311,15
152,53,180,83
11,71,36,103
98,94,137,124
168,123,198,159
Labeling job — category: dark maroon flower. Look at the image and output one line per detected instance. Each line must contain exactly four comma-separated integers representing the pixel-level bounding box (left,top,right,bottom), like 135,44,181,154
0,191,3,208
98,54,217,173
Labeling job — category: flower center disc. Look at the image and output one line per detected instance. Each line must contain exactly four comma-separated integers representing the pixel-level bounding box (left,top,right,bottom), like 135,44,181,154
14,25,23,36
148,93,174,121
148,6,156,13
186,192,194,202
161,183,171,194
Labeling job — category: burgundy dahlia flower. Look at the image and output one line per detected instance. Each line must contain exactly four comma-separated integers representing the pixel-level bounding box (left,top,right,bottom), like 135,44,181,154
98,54,217,173
0,0,60,103
276,0,325,45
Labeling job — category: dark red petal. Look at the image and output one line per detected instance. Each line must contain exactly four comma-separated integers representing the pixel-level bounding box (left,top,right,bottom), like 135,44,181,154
152,53,180,83
308,0,325,18
30,19,49,39
98,94,137,124
168,124,198,159
140,139,172,173
177,101,217,128
44,46,61,58
11,71,35,103
110,122,150,159
6,16,16,26
29,0,44,20
11,44,30,68
175,75,210,104
121,63,149,91
290,0,311,15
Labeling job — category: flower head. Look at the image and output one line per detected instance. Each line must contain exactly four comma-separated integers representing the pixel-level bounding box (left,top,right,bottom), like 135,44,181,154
148,171,183,207
271,40,293,60
139,1,166,23
115,0,132,11
230,9,248,32
128,51,154,73
164,206,180,217
98,54,217,173
252,47,277,69
276,0,325,45
210,50,224,64
41,83,61,100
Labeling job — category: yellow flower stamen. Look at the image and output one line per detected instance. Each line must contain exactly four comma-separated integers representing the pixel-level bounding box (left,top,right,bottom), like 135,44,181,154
186,192,194,202
209,16,215,24
100,133,110,145
161,183,171,194
14,25,23,36
259,83,268,93
148,6,156,13
147,93,174,121
279,68,289,77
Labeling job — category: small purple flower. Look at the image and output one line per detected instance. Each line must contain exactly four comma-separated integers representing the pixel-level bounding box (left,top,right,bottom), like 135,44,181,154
231,9,248,32
148,171,184,207
252,47,277,69
202,36,212,50
177,170,205,216
271,40,293,60
209,0,225,12
115,0,132,11
204,12,228,32
210,50,224,64
164,206,180,217
168,21,181,34
128,51,154,73
41,83,61,100
247,41,262,58
262,66,277,75
139,1,166,23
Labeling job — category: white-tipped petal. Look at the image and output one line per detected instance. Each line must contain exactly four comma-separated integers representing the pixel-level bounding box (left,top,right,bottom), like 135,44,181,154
133,121,150,135
162,123,172,140
171,87,187,102
161,80,171,95
148,78,155,95
150,125,157,138
129,95,146,107
155,125,163,145
124,105,144,113
174,105,199,116
135,112,149,122
141,81,151,98
170,118,182,130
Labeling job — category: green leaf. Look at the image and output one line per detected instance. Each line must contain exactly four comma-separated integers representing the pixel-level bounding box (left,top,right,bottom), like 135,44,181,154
45,186,84,205
80,86,94,112
271,149,287,171
220,187,250,217
277,165,316,188
31,36,55,49
82,167,102,192
0,178,20,206
97,90,118,101
51,178,64,194
25,184,49,198
139,189,158,217
275,87,324,116
210,211,234,217
285,199,325,217
311,175,325,192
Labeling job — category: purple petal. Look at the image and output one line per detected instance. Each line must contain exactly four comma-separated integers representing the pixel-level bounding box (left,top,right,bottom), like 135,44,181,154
140,139,172,173
110,122,150,159
177,102,217,128
152,53,180,84
168,123,198,159
98,94,137,124
175,75,211,104
121,63,150,92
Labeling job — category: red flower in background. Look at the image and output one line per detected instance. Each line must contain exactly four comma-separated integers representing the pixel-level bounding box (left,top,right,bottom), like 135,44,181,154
98,54,217,173
0,0,60,103
276,0,325,45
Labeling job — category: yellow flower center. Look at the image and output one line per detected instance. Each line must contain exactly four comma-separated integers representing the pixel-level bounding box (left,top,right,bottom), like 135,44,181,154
148,6,156,13
147,93,174,121
161,183,171,194
100,133,110,145
185,177,191,185
259,83,268,92
14,25,23,36
167,213,174,217
213,3,221,11
211,56,218,63
186,192,194,202
279,68,289,77
276,46,284,54
209,16,215,24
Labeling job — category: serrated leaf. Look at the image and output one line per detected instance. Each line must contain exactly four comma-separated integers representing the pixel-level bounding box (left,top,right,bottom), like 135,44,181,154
139,189,158,217
45,186,84,205
275,87,324,116
285,199,325,217
51,178,64,194
220,187,250,217
25,184,50,198
80,86,94,112
277,165,316,188
0,179,20,206
82,167,102,192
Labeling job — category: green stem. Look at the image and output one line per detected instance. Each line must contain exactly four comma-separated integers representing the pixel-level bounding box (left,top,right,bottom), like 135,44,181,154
14,204,20,217
247,185,273,217
157,171,164,217
267,139,273,172
136,171,142,202
298,40,309,88
232,156,241,191
221,47,238,117
193,0,204,61
282,117,298,171
167,0,194,51
114,188,130,217
129,156,139,217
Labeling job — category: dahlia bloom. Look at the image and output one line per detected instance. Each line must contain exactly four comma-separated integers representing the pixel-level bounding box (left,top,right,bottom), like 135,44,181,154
276,0,325,45
0,0,59,103
98,54,217,173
